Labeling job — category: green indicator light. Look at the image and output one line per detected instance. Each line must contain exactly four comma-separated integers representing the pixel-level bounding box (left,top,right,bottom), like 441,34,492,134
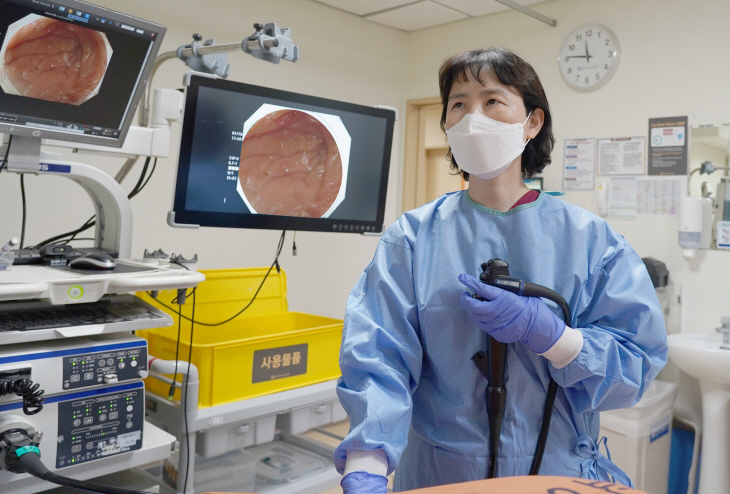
72,437,75,441
82,362,85,365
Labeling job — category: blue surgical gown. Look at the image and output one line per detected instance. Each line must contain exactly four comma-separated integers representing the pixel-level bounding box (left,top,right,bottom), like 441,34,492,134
335,191,667,491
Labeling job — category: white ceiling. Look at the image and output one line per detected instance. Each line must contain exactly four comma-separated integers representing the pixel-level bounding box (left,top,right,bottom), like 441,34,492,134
313,0,550,32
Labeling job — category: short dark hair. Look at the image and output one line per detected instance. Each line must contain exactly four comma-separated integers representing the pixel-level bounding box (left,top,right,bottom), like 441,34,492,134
438,47,554,180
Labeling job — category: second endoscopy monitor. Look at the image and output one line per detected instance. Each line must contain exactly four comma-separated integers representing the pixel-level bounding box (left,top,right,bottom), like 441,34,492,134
170,74,396,234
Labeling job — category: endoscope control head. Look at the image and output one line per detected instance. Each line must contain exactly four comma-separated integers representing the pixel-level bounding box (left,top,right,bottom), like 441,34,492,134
480,258,511,285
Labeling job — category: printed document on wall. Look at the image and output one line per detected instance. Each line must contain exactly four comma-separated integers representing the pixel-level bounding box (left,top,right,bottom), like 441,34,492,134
563,138,595,190
636,176,685,216
598,137,646,175
609,177,637,218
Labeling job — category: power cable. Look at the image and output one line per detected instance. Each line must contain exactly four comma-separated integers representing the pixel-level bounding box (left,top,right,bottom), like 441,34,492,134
146,231,286,327
19,175,26,249
0,135,12,172
182,290,196,494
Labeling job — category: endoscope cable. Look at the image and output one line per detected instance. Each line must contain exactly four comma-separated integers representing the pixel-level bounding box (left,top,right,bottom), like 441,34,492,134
7,446,154,494
519,282,571,476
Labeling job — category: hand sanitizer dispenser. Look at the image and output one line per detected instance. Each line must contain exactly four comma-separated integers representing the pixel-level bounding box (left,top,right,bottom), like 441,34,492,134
679,196,712,258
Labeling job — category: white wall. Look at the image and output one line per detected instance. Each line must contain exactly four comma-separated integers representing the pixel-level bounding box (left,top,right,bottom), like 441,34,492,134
0,0,409,319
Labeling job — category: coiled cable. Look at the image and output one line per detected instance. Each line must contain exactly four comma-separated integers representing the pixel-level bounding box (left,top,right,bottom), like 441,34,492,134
0,379,45,415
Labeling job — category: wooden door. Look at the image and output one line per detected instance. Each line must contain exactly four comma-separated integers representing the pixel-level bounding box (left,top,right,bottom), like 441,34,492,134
402,98,466,213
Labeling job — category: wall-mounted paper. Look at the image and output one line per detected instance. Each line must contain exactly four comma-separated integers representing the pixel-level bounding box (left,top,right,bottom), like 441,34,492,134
636,176,686,216
563,138,596,190
609,177,637,218
598,137,646,175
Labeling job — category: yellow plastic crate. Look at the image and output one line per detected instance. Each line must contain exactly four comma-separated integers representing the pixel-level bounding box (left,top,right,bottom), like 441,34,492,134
137,268,343,408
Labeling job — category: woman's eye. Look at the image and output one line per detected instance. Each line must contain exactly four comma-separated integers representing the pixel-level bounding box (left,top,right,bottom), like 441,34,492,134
486,99,498,106
452,102,464,109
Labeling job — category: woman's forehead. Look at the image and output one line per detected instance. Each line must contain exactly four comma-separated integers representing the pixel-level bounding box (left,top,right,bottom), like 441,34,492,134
450,68,521,98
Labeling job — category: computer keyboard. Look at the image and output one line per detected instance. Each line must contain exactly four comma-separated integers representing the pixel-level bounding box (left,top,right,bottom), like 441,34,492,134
12,247,119,265
0,295,166,332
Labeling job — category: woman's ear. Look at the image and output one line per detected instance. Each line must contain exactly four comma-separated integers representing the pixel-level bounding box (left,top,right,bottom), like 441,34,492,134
526,108,544,140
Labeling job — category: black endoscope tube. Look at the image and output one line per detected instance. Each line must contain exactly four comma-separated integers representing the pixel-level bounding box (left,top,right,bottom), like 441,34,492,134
521,281,571,476
472,259,511,479
472,259,572,478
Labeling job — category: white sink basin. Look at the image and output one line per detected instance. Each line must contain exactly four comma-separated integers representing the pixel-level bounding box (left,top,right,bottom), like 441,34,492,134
668,332,730,494
668,333,730,384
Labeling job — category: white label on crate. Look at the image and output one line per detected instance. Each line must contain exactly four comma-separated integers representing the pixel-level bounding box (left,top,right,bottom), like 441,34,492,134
649,418,670,443
252,344,308,383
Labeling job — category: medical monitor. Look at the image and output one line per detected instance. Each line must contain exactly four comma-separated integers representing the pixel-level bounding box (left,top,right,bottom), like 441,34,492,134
0,0,166,147
170,74,396,234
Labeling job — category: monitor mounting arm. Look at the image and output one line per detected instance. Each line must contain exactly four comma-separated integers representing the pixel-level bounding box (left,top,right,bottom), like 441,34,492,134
139,23,298,127
3,136,133,258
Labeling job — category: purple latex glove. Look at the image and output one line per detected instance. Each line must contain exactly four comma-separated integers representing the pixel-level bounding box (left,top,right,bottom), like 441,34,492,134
458,273,565,354
341,471,388,494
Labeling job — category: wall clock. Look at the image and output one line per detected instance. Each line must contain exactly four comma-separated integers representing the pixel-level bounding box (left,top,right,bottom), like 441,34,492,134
558,24,620,91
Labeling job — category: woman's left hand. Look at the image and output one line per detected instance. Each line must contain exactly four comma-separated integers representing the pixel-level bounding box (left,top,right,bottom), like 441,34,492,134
458,274,565,354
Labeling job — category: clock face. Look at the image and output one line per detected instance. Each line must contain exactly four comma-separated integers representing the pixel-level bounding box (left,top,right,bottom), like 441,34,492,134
558,24,620,91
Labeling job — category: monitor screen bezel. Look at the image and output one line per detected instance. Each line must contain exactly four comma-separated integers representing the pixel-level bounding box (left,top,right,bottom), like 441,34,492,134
170,74,396,234
0,0,166,147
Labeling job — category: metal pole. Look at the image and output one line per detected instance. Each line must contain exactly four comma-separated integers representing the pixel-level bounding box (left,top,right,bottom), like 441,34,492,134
177,41,243,58
139,51,178,127
494,0,556,27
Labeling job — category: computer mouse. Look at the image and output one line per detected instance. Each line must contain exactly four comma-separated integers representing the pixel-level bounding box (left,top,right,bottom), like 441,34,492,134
69,253,117,270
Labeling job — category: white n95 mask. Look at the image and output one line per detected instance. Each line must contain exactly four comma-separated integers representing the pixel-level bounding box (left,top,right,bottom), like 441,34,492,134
445,112,531,179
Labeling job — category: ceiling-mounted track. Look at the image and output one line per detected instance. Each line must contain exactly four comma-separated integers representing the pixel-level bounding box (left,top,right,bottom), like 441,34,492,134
494,0,556,26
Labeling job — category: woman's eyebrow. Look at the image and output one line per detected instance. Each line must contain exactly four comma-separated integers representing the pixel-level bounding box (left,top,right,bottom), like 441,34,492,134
448,87,510,101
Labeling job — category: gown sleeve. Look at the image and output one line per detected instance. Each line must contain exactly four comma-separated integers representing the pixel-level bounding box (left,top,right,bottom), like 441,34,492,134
334,219,423,475
549,239,668,413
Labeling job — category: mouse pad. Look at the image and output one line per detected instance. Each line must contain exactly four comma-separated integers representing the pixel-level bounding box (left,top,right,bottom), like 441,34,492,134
51,263,157,276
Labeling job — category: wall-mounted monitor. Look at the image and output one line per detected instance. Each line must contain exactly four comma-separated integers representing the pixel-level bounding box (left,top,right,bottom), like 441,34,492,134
0,0,166,147
169,74,396,234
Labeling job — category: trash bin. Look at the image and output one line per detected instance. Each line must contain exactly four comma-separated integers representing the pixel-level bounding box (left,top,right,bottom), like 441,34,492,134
599,380,678,494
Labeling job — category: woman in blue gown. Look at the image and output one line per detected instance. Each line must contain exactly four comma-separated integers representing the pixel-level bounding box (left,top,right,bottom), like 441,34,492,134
336,47,667,493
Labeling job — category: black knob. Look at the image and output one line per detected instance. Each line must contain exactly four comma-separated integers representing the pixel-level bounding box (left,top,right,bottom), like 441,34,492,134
192,33,203,42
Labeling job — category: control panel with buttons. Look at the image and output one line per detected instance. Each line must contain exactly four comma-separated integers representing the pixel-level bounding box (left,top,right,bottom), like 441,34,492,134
56,382,144,469
63,343,147,391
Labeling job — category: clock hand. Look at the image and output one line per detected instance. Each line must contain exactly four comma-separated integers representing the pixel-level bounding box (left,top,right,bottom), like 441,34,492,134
584,40,592,63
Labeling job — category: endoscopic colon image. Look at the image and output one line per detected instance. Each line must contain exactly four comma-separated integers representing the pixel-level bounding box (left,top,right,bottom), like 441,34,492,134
238,109,343,218
0,15,112,105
